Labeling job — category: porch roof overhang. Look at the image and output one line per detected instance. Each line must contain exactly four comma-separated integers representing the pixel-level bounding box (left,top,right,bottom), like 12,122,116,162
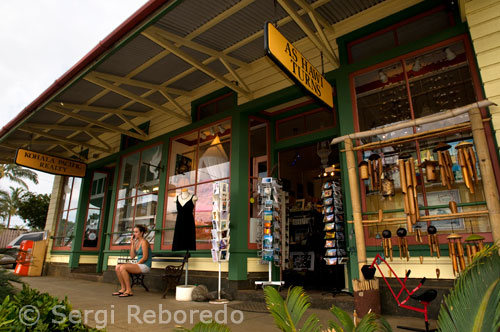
0,0,387,165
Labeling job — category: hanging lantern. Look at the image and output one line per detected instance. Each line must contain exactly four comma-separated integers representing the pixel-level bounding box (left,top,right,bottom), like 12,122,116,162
465,234,485,263
358,160,369,180
397,227,409,261
419,160,439,182
448,233,465,276
382,229,393,261
427,225,440,258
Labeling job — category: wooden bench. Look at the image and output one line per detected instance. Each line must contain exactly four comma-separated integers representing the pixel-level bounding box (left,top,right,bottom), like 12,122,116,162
152,252,190,298
116,257,149,292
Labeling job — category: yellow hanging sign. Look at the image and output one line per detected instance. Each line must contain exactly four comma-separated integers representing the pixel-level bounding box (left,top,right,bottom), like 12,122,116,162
264,22,334,108
15,149,86,178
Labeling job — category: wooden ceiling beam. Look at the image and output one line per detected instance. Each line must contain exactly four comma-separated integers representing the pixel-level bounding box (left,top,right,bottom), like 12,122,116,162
144,27,248,69
277,0,339,67
219,57,250,92
145,33,253,100
47,105,147,141
52,102,149,118
84,76,191,122
24,123,109,134
19,127,111,153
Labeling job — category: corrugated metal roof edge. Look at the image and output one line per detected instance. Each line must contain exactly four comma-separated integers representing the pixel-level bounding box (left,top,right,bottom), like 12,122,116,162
0,0,171,141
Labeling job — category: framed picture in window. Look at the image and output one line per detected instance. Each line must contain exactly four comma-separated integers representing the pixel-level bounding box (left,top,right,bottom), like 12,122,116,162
175,154,192,175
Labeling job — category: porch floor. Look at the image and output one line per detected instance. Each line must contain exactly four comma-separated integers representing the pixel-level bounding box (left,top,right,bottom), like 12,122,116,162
18,276,437,331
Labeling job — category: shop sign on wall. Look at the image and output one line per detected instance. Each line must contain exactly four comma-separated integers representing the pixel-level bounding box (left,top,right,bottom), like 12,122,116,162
264,22,334,108
15,148,86,177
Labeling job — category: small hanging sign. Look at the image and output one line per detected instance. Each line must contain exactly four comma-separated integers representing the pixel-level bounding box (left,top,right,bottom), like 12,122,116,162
264,22,334,108
15,148,86,177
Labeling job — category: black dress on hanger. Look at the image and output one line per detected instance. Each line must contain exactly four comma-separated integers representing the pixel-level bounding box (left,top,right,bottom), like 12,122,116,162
172,195,196,251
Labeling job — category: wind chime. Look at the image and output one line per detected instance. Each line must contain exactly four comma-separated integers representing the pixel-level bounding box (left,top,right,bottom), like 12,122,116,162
455,141,478,194
433,143,454,190
398,155,419,231
414,225,423,243
359,161,369,180
427,225,440,258
420,160,439,183
368,153,382,192
448,233,466,276
465,234,485,263
382,230,393,261
396,228,409,261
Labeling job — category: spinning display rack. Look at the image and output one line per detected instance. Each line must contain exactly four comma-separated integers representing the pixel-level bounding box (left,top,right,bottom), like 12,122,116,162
322,179,348,266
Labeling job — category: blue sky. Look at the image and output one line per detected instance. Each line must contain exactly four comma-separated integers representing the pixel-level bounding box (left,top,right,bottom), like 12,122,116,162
0,0,148,227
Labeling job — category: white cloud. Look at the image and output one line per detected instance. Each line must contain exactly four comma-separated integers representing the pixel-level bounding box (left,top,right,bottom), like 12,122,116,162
0,0,149,228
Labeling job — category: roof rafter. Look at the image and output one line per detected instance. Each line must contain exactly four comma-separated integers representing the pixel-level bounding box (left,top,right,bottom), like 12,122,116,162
144,26,248,69
53,102,149,118
46,104,147,141
84,75,191,122
277,0,339,67
19,127,111,153
25,123,109,134
144,32,253,100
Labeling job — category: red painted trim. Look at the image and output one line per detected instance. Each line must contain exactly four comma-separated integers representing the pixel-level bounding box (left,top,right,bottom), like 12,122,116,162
0,0,169,140
161,117,232,250
275,107,336,142
347,5,450,63
81,170,110,251
109,141,163,251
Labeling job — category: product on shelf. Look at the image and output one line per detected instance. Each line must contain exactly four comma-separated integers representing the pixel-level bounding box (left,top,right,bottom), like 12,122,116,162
211,181,230,262
322,179,347,265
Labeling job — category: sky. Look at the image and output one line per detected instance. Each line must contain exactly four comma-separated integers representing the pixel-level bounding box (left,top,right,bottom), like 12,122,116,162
0,0,149,227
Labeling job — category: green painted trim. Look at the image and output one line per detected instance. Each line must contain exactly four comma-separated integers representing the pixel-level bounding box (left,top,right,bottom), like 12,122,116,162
362,201,487,215
274,129,339,152
228,112,249,280
103,156,121,255
0,0,184,145
153,142,169,253
68,175,92,269
367,244,451,257
190,87,237,122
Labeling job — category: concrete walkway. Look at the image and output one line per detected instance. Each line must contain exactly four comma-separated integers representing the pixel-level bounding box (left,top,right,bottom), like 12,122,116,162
18,276,436,331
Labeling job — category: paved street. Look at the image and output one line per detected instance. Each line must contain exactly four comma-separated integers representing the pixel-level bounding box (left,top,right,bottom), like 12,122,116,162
17,276,437,331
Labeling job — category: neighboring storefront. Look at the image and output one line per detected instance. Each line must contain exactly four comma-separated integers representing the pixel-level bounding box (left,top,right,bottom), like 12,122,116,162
1,0,499,293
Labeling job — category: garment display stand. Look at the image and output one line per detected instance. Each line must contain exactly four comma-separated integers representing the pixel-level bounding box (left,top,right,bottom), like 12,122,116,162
255,177,285,288
210,181,230,304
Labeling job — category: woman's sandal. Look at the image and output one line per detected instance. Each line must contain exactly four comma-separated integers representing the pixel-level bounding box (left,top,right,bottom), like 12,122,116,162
112,291,124,296
118,292,133,297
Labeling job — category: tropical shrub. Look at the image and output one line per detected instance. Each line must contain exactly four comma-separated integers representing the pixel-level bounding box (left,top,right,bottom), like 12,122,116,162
0,284,104,331
0,266,21,301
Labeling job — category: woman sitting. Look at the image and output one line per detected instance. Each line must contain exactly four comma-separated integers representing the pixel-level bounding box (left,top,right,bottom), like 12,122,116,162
113,224,152,297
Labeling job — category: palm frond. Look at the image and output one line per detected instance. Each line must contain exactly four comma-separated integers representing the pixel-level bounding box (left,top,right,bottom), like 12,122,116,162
264,286,321,332
328,306,355,332
437,244,500,332
355,313,379,332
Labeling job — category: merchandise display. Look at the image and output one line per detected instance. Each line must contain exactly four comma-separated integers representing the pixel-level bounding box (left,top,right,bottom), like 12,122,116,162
210,182,230,262
322,179,347,265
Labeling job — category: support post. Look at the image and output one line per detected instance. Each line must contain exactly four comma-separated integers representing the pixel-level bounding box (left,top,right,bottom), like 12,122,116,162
344,138,367,278
469,108,500,243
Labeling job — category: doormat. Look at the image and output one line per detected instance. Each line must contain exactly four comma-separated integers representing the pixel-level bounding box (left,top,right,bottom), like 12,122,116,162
229,302,268,313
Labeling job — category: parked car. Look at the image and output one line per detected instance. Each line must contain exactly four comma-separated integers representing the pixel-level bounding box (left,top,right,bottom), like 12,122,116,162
1,231,47,269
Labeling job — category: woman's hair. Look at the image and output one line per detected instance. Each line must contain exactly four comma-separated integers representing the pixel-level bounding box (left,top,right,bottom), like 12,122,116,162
134,224,148,235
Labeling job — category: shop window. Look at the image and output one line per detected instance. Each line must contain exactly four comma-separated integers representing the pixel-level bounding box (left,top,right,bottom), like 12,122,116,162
196,92,235,121
248,118,269,249
82,171,108,249
53,177,82,249
163,119,231,250
276,108,335,141
352,38,490,239
348,6,453,63
111,144,162,248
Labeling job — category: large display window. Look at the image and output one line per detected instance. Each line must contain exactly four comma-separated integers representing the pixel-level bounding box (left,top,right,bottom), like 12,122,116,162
351,36,493,244
53,176,81,250
81,171,108,250
110,143,162,249
162,119,231,250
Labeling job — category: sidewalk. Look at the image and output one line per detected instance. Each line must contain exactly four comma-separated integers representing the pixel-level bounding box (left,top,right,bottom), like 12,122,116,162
19,276,436,331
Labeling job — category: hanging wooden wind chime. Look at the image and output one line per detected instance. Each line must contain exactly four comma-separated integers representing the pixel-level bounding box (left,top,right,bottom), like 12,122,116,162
465,234,485,263
427,225,440,258
382,230,393,261
368,153,382,192
433,143,454,189
455,141,477,194
398,155,419,231
448,233,466,276
396,227,409,261
420,160,439,183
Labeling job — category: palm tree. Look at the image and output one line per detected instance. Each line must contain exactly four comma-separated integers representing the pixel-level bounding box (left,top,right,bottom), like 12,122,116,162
0,187,25,228
0,164,38,190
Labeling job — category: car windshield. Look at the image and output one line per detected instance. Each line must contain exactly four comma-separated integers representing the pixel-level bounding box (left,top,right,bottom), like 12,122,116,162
14,233,43,245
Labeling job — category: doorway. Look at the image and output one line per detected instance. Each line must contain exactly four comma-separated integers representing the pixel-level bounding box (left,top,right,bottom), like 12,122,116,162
278,141,345,290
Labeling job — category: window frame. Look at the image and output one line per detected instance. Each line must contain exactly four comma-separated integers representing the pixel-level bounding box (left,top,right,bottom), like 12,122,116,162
52,176,81,251
196,92,236,121
275,107,336,142
109,142,163,251
161,117,232,250
350,34,498,246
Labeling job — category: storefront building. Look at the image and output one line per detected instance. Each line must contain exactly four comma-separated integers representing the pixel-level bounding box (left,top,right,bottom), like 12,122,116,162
1,0,499,293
